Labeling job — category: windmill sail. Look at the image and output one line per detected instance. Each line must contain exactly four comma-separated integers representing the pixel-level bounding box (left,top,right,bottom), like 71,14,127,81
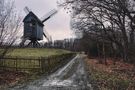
43,28,52,42
41,9,58,23
24,6,31,14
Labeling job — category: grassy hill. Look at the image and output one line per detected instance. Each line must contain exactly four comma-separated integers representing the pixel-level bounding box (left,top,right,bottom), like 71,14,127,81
0,48,71,58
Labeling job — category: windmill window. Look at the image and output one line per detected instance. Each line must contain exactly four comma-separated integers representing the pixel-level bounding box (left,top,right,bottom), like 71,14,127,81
30,23,33,27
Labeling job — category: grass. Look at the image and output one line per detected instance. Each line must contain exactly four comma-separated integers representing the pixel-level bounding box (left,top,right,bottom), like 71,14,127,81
0,48,72,72
0,48,71,58
85,58,135,90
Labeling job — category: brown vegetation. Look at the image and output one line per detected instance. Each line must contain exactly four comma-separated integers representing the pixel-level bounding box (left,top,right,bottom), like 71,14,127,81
85,57,135,90
0,70,27,88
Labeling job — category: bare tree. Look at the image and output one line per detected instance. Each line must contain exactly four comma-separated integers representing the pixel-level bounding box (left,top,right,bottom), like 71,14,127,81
0,0,22,57
59,0,135,63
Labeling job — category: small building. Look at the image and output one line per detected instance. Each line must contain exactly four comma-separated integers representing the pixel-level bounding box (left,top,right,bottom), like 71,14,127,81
23,12,44,41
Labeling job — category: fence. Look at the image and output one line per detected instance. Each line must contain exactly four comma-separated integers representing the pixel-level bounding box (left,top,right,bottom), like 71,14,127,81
0,53,75,73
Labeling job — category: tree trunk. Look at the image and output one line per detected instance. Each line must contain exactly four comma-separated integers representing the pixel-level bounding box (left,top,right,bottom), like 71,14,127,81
102,40,107,65
97,42,103,64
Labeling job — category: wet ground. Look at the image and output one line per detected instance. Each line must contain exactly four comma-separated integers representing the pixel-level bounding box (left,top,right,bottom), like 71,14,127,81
10,55,92,90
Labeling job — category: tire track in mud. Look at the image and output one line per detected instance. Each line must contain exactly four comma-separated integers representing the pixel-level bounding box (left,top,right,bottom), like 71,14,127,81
10,55,92,90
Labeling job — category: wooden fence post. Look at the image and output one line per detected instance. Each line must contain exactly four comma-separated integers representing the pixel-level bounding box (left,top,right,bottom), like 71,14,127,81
39,58,42,73
16,57,17,71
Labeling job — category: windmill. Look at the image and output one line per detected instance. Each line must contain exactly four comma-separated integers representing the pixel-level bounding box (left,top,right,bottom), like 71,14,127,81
20,7,57,47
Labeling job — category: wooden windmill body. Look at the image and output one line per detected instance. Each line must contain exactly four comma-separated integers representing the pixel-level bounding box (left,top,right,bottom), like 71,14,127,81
20,7,57,47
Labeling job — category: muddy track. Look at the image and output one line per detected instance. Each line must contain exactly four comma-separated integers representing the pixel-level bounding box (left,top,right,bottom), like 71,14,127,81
10,55,92,90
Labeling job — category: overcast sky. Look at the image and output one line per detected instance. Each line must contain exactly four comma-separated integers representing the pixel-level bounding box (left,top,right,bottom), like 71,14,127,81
14,0,75,41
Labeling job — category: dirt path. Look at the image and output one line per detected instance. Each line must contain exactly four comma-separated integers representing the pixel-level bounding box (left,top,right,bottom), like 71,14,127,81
10,55,92,90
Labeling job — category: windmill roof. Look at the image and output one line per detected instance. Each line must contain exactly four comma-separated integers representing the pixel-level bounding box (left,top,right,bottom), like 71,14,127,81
23,12,44,26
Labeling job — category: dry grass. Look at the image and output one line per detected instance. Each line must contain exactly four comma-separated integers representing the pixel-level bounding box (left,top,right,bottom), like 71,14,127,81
85,58,135,90
0,70,27,87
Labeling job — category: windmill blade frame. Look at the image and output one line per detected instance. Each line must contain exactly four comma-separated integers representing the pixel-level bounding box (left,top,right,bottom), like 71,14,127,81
41,9,58,23
43,32,50,42
24,6,31,14
43,28,52,42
